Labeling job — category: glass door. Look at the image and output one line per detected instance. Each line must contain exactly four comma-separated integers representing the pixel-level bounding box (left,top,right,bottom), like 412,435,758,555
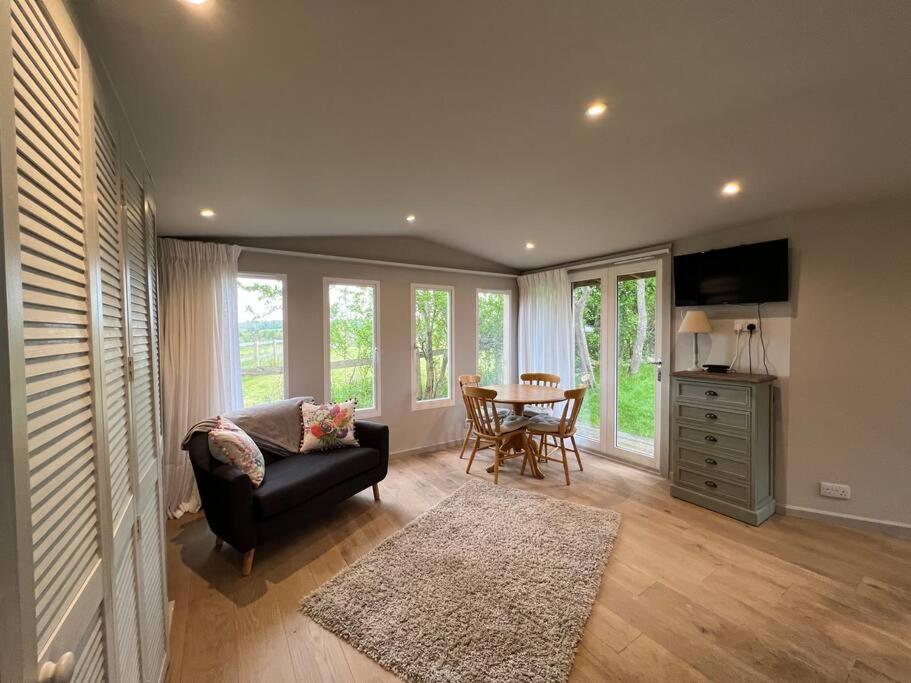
571,258,666,471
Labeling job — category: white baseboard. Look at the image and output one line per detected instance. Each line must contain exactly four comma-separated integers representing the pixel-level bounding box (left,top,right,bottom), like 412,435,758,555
776,504,911,538
391,439,462,458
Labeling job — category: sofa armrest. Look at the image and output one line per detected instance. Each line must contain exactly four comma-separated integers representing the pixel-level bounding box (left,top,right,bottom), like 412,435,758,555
187,432,257,552
355,421,389,468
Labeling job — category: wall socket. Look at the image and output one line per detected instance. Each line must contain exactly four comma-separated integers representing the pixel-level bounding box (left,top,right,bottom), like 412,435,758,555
820,482,851,499
733,319,759,332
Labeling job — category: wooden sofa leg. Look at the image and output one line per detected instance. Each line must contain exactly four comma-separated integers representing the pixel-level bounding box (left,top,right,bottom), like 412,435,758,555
214,536,224,549
372,483,380,502
241,549,255,577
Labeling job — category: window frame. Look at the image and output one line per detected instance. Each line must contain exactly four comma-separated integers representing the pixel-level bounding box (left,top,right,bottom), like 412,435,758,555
237,271,290,405
475,288,512,385
322,277,381,419
410,283,455,411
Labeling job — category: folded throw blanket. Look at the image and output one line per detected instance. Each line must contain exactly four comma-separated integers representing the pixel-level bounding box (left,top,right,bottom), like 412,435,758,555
181,396,314,456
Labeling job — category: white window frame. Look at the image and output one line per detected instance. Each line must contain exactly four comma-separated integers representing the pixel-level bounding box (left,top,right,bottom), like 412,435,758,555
237,272,290,403
323,277,381,418
475,288,511,385
411,283,455,410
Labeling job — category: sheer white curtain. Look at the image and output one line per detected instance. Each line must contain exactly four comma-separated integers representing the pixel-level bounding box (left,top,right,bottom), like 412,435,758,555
517,269,574,386
159,239,243,518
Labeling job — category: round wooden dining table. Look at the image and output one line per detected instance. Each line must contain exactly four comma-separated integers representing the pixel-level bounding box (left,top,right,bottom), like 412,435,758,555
481,384,568,479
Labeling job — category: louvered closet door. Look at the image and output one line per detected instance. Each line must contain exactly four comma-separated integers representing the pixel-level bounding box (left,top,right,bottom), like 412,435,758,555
10,0,107,678
94,104,143,683
124,168,169,683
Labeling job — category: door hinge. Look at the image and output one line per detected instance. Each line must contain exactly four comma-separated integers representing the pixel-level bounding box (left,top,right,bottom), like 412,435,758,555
136,515,142,538
127,355,135,382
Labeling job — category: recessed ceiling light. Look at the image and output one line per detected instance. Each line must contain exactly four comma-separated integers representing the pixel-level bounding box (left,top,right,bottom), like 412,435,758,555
585,100,608,120
181,0,209,5
721,181,742,197
200,208,215,218
405,214,416,223
525,242,536,250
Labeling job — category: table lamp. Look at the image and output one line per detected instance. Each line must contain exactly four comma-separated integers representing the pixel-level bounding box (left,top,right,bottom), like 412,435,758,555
679,310,712,371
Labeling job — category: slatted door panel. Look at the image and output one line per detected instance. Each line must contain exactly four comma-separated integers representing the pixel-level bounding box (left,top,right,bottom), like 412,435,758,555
70,607,106,683
113,548,142,683
124,168,155,480
94,105,133,527
11,0,106,670
139,485,167,682
124,167,168,682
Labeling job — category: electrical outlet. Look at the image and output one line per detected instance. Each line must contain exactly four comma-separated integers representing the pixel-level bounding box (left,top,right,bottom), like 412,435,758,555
820,482,851,499
734,319,759,332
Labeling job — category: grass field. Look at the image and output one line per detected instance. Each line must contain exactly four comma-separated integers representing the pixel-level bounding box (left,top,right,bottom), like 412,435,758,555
242,373,283,407
577,364,656,439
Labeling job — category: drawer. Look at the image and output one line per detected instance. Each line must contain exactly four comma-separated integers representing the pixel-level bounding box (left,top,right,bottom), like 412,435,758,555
675,403,750,431
676,380,751,408
676,424,749,454
677,446,749,481
676,467,751,506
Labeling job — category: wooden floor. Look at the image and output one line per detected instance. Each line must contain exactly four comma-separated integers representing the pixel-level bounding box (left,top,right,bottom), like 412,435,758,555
165,447,911,682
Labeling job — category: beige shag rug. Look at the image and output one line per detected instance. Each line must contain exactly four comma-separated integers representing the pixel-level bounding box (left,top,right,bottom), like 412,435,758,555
300,479,621,682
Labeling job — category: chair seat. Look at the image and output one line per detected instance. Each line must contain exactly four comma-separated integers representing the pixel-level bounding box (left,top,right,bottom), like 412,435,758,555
252,447,380,519
497,415,530,434
522,406,550,418
528,416,565,434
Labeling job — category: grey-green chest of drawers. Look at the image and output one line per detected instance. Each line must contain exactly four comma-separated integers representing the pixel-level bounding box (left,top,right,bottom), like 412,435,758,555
670,370,776,525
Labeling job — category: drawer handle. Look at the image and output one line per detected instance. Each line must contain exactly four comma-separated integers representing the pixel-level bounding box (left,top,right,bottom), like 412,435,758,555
704,457,718,466
705,390,718,397
704,480,718,488
704,435,717,443
705,412,717,420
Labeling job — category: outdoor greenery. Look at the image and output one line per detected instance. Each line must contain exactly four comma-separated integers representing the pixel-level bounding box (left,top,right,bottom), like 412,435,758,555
238,277,285,407
414,288,451,401
327,283,376,408
477,291,508,385
573,276,657,440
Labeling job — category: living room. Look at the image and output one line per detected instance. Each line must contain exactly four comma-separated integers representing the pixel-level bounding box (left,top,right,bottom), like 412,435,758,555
0,1,909,682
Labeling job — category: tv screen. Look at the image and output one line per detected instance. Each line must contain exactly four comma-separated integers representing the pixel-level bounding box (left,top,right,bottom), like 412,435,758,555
674,239,789,306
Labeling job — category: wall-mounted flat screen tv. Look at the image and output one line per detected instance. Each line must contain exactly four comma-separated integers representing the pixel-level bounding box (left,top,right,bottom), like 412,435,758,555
673,239,789,306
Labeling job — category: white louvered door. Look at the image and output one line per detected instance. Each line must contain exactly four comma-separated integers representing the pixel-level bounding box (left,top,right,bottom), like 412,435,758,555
124,168,169,683
9,0,109,679
0,0,167,680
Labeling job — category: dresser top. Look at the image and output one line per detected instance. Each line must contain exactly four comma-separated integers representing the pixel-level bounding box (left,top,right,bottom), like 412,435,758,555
671,370,777,384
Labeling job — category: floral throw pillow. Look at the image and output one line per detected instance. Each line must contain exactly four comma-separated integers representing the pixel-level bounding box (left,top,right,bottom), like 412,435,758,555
299,400,359,453
207,416,265,487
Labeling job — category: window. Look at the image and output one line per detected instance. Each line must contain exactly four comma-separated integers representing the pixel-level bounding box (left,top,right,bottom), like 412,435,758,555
324,279,380,416
572,279,601,442
476,289,510,385
412,284,453,408
237,274,287,407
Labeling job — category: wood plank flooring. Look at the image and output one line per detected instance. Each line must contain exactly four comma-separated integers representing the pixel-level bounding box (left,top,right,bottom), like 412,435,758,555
165,447,911,682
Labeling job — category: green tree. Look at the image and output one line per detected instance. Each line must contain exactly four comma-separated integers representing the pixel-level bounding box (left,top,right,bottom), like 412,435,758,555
477,292,506,385
415,289,450,400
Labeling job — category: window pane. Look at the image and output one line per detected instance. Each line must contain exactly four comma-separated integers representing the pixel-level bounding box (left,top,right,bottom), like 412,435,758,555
328,282,377,409
615,272,657,457
414,287,451,402
477,291,508,385
572,281,601,441
238,276,285,408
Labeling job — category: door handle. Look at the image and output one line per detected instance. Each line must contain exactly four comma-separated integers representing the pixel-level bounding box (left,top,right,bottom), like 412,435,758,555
38,652,76,683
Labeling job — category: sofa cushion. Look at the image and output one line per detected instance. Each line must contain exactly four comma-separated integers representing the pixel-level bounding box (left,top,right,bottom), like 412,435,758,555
252,447,380,519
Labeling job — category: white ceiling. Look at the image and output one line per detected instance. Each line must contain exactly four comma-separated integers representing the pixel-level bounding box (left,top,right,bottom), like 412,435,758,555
72,0,911,269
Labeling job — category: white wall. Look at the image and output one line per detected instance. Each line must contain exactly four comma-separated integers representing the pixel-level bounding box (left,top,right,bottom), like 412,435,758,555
237,250,518,455
673,198,911,529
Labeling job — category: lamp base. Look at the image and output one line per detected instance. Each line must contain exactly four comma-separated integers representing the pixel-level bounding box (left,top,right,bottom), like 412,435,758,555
686,365,703,372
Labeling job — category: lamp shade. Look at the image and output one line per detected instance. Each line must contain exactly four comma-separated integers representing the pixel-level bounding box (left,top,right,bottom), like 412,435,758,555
679,310,712,334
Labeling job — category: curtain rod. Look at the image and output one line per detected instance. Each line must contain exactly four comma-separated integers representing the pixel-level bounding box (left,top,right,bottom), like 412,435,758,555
239,246,519,279
521,243,672,276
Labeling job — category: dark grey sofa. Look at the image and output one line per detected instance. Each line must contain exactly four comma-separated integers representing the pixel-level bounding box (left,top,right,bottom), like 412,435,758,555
187,420,389,575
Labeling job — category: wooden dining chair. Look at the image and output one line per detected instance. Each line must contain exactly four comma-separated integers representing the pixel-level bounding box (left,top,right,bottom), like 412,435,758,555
457,374,481,459
463,387,532,484
525,387,586,485
520,372,561,417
